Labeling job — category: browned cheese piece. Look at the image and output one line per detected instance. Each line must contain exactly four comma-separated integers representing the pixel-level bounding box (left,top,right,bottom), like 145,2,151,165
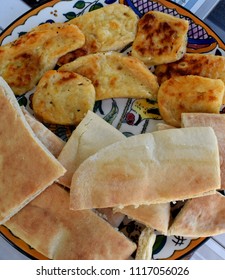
0,23,85,95
132,11,189,66
59,52,159,101
32,70,95,126
158,75,224,127
155,53,225,87
58,3,138,64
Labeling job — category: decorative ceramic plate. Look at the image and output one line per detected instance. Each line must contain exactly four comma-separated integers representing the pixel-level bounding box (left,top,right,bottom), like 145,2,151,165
0,0,225,260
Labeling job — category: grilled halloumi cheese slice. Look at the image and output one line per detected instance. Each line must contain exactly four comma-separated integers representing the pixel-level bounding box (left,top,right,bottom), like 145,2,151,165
59,52,159,101
32,70,95,126
0,23,85,95
58,3,138,65
155,53,225,85
158,75,225,127
132,11,189,66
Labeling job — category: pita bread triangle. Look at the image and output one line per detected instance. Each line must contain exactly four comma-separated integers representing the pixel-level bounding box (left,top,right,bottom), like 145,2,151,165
182,112,225,190
22,107,65,157
0,77,66,224
5,183,136,260
58,110,125,188
114,123,172,235
168,192,225,237
115,203,170,235
57,110,125,227
70,126,220,210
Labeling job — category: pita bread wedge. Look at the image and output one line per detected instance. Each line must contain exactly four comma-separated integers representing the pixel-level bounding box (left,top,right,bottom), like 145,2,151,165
115,203,170,235
58,110,125,227
168,192,225,237
182,113,225,190
158,75,225,127
114,122,171,234
0,23,85,95
131,11,189,66
70,127,220,210
155,53,225,86
58,3,138,65
59,52,159,101
5,183,136,259
0,77,66,224
22,107,65,157
58,110,125,187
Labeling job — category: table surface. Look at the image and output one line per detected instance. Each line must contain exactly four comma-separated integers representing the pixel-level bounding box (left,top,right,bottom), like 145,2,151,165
0,0,225,260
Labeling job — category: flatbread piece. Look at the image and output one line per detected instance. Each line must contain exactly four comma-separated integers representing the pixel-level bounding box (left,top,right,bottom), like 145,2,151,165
70,127,220,210
0,77,66,224
182,112,225,190
5,183,136,259
168,192,225,237
22,107,65,157
115,203,170,235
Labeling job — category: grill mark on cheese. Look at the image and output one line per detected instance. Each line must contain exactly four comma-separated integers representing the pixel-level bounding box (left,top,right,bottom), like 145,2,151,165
155,53,225,85
132,11,188,66
0,23,85,95
59,52,159,101
158,75,225,127
6,52,41,89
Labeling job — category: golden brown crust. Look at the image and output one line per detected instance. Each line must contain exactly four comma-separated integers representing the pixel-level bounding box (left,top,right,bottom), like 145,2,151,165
5,183,136,259
131,11,189,66
155,53,225,85
158,75,225,127
168,192,225,237
70,127,220,210
0,77,66,224
58,3,138,64
59,52,159,100
182,113,225,190
0,23,85,95
32,70,95,125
